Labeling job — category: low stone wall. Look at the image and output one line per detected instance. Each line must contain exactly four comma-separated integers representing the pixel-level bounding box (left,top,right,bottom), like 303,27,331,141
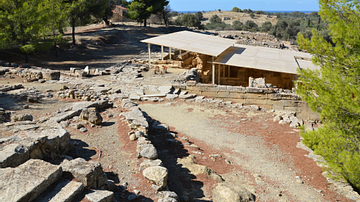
172,82,319,121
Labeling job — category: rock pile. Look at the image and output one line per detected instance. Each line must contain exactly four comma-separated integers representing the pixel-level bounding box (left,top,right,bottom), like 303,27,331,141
273,112,302,128
1,65,60,82
107,62,148,82
120,99,180,200
0,99,116,201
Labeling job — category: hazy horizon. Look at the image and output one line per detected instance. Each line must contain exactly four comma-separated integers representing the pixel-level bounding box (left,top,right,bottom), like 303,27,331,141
169,0,319,12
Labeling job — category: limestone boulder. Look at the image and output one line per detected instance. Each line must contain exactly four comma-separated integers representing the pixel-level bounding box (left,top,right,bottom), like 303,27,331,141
152,121,170,132
158,198,178,202
42,70,60,80
142,166,168,190
177,155,223,181
80,108,103,125
179,68,198,81
0,159,62,202
213,184,255,202
85,190,114,202
140,159,163,169
0,143,29,168
11,114,33,122
156,191,178,200
61,158,107,188
140,144,158,159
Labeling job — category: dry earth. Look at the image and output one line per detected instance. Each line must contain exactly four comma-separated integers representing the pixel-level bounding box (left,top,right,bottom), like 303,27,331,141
0,23,358,202
201,11,278,26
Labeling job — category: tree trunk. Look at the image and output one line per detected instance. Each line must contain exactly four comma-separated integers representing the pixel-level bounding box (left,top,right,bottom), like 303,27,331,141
54,32,58,58
25,53,29,63
72,17,76,45
162,12,168,27
144,18,147,27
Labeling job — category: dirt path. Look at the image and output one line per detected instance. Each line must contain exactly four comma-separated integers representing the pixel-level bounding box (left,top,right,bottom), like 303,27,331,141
139,101,351,201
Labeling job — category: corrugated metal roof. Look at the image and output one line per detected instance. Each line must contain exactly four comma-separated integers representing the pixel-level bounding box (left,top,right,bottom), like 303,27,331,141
214,45,318,74
141,31,236,57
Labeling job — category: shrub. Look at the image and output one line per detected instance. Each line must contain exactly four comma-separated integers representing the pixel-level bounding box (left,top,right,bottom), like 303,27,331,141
260,21,272,32
232,20,243,30
194,11,203,20
174,13,201,28
231,7,242,12
210,15,222,24
242,20,258,32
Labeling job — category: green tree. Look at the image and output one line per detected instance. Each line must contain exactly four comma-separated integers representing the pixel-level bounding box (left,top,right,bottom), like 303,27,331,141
231,7,242,12
117,0,129,7
0,0,66,62
232,20,243,30
242,20,258,32
210,14,221,24
127,0,169,27
66,0,114,45
260,21,272,32
174,13,201,28
194,11,203,20
269,19,299,40
296,0,360,190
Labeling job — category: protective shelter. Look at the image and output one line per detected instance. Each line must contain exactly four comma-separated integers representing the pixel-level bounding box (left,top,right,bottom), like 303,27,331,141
141,30,317,89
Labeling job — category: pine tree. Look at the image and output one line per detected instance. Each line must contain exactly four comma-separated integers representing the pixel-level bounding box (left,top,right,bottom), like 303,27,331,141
0,0,65,62
296,0,360,190
127,0,169,27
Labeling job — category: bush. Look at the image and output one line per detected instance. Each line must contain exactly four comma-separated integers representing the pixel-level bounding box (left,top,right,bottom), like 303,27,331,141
232,20,243,30
250,13,255,18
205,22,226,30
242,20,258,32
260,21,272,32
174,13,201,28
210,15,222,24
269,19,300,40
231,7,242,12
194,11,203,20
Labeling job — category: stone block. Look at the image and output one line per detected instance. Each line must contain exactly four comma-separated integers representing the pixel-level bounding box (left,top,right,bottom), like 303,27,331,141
43,71,60,80
165,94,178,101
142,166,168,190
61,158,107,188
85,190,114,202
40,127,71,156
0,143,29,168
245,87,264,93
0,159,62,202
36,179,84,202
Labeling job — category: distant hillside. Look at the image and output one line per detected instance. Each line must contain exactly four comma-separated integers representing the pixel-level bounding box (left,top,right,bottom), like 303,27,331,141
201,11,278,26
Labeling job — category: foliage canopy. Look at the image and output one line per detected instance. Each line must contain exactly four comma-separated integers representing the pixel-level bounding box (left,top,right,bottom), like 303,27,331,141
128,0,168,26
296,0,360,190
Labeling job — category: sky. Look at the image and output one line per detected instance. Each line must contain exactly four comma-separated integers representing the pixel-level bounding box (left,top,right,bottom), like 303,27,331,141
169,0,319,12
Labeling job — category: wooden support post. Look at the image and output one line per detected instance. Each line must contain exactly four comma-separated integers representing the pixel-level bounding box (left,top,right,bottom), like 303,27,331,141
218,64,221,85
161,46,164,61
169,47,172,60
148,43,151,69
228,65,230,77
212,57,215,84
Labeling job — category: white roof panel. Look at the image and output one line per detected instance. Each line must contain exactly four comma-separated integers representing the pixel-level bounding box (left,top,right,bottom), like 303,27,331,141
214,45,319,74
141,31,236,57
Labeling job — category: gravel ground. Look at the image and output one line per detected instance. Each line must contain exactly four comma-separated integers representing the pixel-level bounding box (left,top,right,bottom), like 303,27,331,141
139,101,351,201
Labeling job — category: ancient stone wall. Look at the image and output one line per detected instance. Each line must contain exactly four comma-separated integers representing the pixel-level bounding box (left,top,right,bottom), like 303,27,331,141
172,82,319,121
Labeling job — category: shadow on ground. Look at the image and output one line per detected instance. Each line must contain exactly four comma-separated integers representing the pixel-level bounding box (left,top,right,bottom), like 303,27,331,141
147,117,206,201
0,24,188,71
